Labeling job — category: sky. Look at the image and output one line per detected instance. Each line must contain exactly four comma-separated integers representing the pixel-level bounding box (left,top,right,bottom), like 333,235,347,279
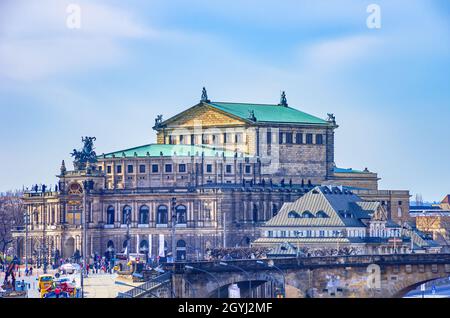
0,0,449,201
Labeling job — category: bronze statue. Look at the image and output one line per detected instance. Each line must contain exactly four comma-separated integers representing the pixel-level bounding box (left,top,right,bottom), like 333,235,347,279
71,136,98,170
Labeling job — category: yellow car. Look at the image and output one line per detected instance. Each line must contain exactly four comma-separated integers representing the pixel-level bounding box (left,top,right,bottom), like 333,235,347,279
37,274,54,298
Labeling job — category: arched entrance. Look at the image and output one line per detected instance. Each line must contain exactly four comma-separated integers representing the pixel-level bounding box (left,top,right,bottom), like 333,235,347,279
105,240,115,260
63,237,75,259
176,240,187,261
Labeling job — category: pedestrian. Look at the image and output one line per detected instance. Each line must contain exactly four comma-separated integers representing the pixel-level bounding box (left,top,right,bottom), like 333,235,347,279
29,267,33,276
25,267,29,276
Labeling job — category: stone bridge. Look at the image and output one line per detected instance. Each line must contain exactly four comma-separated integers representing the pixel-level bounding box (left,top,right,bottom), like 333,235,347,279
166,254,450,298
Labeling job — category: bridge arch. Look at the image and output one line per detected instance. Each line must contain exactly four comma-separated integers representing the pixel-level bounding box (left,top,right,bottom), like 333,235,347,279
391,274,450,298
201,272,283,298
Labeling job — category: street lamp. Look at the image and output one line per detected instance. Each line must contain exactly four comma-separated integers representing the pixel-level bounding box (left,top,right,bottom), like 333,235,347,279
81,179,94,298
185,265,221,298
23,210,30,273
256,260,286,298
219,262,252,298
171,197,177,263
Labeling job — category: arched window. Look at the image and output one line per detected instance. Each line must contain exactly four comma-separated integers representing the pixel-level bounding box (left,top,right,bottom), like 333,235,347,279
252,204,258,222
157,205,168,224
139,205,149,224
106,206,115,224
316,211,329,218
302,211,314,218
122,205,132,224
176,205,187,224
288,211,300,219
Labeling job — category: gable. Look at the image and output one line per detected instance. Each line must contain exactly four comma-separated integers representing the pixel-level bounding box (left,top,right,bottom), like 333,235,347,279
163,104,246,128
265,189,346,227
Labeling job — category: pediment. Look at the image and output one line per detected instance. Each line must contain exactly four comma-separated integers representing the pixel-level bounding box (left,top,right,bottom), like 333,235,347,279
163,104,247,128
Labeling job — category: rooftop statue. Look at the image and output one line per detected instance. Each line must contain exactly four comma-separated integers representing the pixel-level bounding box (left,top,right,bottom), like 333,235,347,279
200,87,210,103
71,136,98,170
327,113,336,124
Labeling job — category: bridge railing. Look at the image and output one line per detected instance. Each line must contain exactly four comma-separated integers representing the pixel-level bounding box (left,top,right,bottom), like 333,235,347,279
171,253,450,273
118,272,172,298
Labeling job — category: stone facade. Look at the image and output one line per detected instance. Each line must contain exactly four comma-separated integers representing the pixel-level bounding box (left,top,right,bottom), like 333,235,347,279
12,93,411,264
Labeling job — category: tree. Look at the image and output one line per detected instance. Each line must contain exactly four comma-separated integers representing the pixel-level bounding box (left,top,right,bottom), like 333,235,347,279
0,191,25,254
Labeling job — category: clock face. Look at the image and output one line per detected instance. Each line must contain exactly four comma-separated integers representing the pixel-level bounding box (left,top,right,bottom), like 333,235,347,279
68,182,83,195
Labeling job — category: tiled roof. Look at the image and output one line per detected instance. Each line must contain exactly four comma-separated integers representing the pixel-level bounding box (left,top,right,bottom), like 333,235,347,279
264,186,381,228
99,144,242,159
207,102,330,125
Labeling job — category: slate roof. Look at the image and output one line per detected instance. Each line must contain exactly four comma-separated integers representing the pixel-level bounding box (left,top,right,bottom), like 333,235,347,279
263,186,381,228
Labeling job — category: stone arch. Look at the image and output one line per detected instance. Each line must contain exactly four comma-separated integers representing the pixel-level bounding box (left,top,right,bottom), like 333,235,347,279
200,271,280,298
390,272,450,298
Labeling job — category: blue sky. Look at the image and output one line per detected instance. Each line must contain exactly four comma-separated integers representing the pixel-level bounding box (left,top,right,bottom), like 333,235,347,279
0,0,449,201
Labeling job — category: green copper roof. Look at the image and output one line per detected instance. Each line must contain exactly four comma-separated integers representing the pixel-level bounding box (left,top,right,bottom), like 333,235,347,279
207,102,329,125
334,167,365,174
100,144,240,159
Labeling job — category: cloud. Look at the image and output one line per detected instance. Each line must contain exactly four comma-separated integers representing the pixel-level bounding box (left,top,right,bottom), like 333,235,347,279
0,0,153,81
299,35,383,73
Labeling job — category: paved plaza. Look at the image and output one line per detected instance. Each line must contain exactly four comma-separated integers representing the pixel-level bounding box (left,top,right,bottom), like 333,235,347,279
1,266,140,298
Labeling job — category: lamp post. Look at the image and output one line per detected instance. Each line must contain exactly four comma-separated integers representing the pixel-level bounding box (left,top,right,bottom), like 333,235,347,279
185,265,221,298
23,210,29,273
219,261,252,298
171,197,177,263
256,260,285,298
42,189,48,274
81,179,94,298
125,209,131,263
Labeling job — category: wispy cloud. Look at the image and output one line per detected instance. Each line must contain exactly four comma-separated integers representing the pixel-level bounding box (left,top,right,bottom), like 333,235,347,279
0,0,153,81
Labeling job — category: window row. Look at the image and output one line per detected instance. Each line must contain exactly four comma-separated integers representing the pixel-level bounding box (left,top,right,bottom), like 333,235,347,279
267,132,324,145
266,229,345,238
105,204,187,225
103,163,253,175
167,133,244,145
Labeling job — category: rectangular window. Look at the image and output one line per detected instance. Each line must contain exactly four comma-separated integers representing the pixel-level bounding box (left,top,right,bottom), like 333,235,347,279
98,166,103,172
266,131,272,144
107,166,112,174
296,133,303,144
245,165,251,174
223,133,227,144
235,133,243,144
190,134,195,145
179,164,186,173
278,132,283,144
116,165,122,174
168,135,174,145
165,164,172,173
151,164,159,173
286,132,293,144
398,201,402,206
127,165,133,173
306,134,313,144
206,164,212,173
226,165,232,173
179,135,184,144
139,165,146,173
316,134,323,145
